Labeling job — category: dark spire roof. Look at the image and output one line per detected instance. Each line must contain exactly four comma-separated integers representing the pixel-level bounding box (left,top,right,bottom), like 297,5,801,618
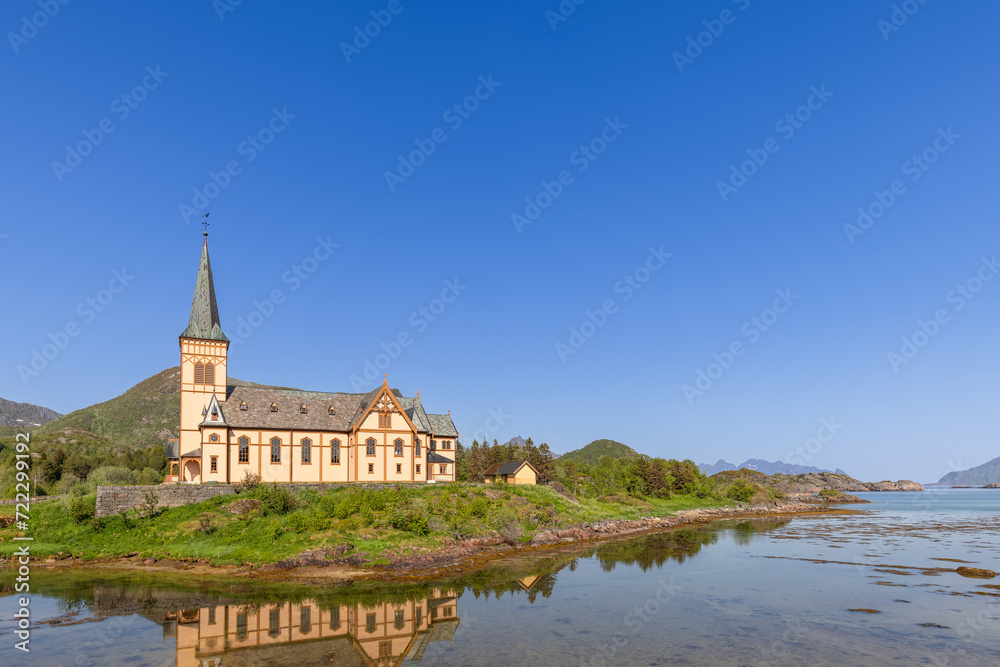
180,237,228,341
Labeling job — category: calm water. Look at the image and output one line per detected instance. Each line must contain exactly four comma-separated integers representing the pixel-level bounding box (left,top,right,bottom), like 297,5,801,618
2,489,999,666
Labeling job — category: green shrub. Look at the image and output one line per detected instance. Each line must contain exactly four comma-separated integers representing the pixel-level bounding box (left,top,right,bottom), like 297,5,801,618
286,512,309,533
726,480,756,504
88,466,137,486
251,484,297,515
67,495,96,524
469,497,489,518
358,506,375,527
136,468,162,485
268,519,284,540
389,509,429,535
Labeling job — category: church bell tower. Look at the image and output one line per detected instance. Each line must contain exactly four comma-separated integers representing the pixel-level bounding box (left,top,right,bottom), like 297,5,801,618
177,227,229,473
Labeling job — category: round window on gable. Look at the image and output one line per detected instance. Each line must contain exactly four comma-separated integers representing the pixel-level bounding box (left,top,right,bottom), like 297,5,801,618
209,434,219,443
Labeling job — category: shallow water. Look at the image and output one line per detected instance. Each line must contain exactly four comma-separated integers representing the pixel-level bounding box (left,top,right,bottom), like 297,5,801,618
2,489,999,666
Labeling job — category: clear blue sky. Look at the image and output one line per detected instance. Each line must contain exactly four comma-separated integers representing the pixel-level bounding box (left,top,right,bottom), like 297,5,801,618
3,1,998,483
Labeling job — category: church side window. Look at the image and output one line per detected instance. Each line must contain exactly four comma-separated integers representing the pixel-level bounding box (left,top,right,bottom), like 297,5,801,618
301,438,311,464
270,437,281,463
394,438,403,456
414,438,421,456
366,438,376,456
269,608,280,637
300,607,311,634
331,439,340,464
238,436,249,463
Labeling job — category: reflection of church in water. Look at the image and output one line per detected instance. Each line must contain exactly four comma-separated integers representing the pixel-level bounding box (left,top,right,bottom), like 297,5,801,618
162,589,459,666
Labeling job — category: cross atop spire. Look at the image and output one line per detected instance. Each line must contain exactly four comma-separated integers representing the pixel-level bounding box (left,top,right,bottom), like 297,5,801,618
202,212,210,239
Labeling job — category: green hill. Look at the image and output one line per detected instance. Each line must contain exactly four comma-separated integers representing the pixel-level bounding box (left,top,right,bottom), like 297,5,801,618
34,367,289,451
36,368,183,450
558,439,639,468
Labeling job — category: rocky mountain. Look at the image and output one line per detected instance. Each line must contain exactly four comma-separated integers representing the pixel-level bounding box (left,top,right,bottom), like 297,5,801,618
700,458,850,477
934,456,1000,486
0,397,62,427
712,469,923,493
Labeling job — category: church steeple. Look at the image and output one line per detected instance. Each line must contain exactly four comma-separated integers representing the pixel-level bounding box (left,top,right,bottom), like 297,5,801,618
180,233,227,341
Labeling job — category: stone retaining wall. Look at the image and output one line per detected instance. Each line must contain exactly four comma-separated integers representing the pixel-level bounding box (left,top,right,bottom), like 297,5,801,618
95,482,404,518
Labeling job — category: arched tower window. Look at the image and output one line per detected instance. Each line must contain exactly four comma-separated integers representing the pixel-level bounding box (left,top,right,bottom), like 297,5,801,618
194,362,204,384
238,436,249,463
301,438,311,464
204,363,215,385
270,437,281,463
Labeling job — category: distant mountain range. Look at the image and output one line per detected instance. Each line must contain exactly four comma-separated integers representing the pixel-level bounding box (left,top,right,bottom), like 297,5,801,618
0,397,62,427
699,458,850,477
933,456,1000,486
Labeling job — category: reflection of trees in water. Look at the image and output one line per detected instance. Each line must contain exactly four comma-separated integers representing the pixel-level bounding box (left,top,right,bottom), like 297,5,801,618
727,518,792,546
593,528,720,572
18,520,796,621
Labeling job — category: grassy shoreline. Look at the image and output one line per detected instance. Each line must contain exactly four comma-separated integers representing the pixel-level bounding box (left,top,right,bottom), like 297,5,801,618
1,483,731,568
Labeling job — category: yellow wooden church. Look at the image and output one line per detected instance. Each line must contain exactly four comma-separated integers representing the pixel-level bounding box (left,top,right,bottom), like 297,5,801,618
167,232,458,484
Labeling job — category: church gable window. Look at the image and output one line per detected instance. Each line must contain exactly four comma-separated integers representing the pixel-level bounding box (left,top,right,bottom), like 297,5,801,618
379,412,391,428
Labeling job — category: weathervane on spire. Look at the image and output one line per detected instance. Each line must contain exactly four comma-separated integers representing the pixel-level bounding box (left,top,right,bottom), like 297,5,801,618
202,212,210,238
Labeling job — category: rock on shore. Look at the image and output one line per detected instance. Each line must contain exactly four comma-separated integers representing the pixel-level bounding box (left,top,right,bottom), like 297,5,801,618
767,472,923,494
